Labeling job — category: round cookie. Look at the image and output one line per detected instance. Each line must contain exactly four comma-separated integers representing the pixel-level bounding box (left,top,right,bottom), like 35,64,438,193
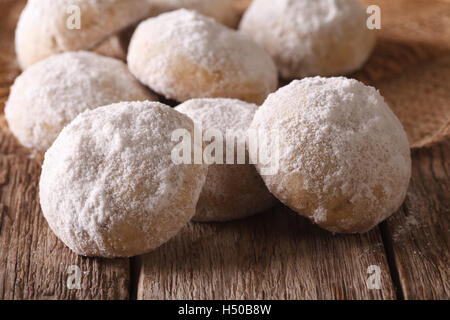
15,0,152,69
5,51,154,152
239,0,376,79
147,0,240,28
176,98,277,222
128,9,278,104
39,101,208,258
250,77,411,233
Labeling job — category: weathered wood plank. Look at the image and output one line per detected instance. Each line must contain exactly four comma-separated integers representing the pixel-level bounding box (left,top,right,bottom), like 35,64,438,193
0,0,24,115
137,208,395,300
0,0,131,300
382,140,450,300
0,128,131,300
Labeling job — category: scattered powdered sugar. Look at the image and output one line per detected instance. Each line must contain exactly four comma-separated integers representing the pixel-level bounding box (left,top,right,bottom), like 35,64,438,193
393,214,419,242
251,77,412,233
39,101,208,257
5,51,153,151
128,9,278,103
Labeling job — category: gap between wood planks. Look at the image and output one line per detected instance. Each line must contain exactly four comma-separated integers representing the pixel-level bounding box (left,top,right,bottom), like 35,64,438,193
379,223,405,300
381,143,450,299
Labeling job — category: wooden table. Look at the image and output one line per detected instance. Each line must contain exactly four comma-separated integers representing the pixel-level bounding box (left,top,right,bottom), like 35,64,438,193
0,0,449,300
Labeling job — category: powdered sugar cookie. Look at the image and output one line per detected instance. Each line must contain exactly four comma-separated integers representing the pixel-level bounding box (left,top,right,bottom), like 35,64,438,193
5,51,154,152
15,0,152,69
40,101,208,258
128,9,278,104
250,77,411,233
239,0,376,79
176,98,277,222
147,0,240,28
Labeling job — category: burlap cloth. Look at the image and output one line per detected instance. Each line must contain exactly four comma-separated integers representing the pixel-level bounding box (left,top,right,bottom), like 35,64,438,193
1,0,449,150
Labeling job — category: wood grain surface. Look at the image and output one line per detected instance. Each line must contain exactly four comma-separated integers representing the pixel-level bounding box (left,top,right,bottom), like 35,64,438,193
0,0,131,300
137,207,395,300
0,0,449,300
383,141,450,299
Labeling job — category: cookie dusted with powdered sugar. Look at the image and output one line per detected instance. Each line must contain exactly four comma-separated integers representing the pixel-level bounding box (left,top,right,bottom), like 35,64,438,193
250,77,411,233
176,98,278,222
239,0,376,79
15,0,152,69
39,101,208,258
128,9,278,104
5,51,155,152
